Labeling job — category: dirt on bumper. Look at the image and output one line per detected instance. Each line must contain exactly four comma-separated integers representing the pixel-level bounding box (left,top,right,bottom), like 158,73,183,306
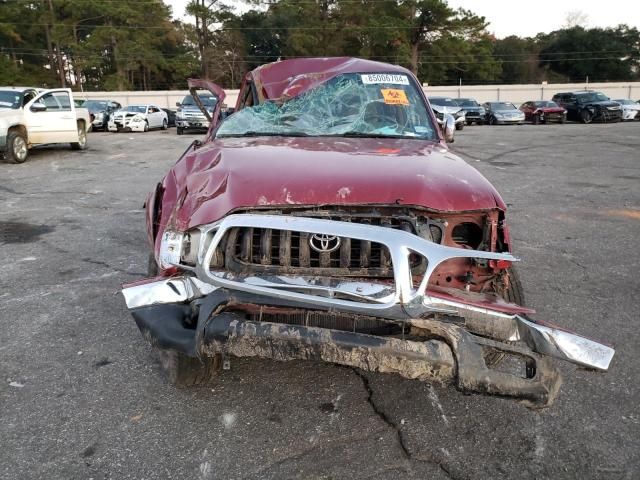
129,287,562,408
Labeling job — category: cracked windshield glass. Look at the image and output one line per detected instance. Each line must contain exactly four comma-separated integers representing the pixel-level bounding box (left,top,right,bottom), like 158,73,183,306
216,73,437,139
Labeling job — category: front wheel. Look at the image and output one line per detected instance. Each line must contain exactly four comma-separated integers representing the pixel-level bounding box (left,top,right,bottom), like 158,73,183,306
5,130,29,163
143,120,149,132
455,122,464,131
177,127,184,135
532,114,540,125
489,116,497,125
70,121,88,150
162,119,168,130
580,109,593,124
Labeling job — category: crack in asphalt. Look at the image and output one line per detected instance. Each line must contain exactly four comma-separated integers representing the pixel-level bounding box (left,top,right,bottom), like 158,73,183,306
352,368,461,480
351,368,411,459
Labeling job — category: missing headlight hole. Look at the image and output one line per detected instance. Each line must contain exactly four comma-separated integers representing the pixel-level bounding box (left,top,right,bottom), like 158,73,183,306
452,222,483,249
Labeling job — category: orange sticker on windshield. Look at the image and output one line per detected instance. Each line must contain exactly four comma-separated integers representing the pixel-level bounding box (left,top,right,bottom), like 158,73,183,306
381,89,409,105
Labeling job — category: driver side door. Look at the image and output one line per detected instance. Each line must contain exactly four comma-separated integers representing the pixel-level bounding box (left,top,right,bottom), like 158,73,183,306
25,90,78,145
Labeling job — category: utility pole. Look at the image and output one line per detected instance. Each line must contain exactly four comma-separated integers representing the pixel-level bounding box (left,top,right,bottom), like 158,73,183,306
48,0,66,87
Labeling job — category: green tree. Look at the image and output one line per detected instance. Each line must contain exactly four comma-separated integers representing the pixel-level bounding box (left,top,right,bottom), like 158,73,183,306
539,25,640,82
493,36,542,84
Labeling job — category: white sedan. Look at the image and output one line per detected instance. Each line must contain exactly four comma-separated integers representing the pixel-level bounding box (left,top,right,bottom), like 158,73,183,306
612,99,640,121
108,104,168,132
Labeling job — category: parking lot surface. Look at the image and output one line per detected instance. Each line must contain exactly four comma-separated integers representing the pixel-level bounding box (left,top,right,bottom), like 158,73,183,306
1,124,639,479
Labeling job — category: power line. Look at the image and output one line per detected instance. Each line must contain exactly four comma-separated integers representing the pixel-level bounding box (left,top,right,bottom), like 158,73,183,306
3,49,635,64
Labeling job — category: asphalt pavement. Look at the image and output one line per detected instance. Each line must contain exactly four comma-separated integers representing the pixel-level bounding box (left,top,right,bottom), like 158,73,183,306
1,123,638,479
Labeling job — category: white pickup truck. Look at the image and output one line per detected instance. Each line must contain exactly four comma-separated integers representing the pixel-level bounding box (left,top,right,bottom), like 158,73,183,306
0,86,91,164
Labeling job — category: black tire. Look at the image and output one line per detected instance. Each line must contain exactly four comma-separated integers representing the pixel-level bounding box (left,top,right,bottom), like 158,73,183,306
455,122,464,131
143,120,149,132
501,266,526,306
476,120,484,126
466,120,473,126
489,115,497,125
162,119,168,130
5,130,29,164
532,114,540,125
580,109,593,124
155,348,221,387
70,121,88,150
177,127,184,135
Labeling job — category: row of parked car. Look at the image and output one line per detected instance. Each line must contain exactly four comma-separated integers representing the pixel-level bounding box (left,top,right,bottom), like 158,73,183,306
428,91,640,129
76,92,219,135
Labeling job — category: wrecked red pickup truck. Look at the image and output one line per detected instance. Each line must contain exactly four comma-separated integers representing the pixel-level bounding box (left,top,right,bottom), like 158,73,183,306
122,58,613,407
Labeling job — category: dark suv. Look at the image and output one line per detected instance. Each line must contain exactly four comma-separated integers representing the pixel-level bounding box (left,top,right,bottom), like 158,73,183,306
552,91,622,123
454,98,485,125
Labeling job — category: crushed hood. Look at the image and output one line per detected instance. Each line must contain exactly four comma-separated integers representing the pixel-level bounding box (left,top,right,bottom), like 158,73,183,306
163,136,506,230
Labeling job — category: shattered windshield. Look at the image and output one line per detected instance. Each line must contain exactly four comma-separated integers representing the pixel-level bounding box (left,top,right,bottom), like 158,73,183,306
216,73,437,139
0,90,22,109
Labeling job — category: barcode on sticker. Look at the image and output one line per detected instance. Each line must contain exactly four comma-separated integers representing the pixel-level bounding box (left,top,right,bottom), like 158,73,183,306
361,74,410,85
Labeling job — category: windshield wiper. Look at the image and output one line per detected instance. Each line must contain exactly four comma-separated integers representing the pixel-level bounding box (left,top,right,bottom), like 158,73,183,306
337,131,414,139
219,131,310,138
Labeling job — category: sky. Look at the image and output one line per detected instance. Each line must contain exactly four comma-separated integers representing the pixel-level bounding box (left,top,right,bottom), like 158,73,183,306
166,0,640,38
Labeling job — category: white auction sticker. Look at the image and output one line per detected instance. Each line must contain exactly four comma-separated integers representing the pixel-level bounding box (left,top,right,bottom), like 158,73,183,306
361,73,410,85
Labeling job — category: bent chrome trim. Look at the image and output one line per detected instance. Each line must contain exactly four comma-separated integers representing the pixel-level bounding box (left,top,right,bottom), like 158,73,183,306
192,214,517,313
122,276,217,309
122,275,614,371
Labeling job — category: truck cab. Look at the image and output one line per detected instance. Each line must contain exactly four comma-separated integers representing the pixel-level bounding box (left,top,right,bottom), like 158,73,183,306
0,87,91,163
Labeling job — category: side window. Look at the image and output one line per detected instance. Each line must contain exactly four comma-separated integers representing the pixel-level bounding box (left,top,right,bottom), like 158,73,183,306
38,92,71,111
56,92,71,110
40,92,61,110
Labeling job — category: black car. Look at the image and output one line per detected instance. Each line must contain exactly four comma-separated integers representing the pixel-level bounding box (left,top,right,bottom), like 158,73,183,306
83,100,122,131
551,91,622,123
454,98,486,125
162,108,176,127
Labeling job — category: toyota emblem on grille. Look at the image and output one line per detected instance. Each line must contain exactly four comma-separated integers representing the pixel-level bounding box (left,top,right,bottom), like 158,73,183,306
309,234,341,253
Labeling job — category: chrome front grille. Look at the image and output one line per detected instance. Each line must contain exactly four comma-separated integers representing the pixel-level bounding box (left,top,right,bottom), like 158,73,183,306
216,226,394,277
204,209,442,279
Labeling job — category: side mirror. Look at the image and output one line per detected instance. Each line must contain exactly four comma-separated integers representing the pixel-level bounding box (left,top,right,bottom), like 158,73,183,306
175,102,182,107
443,114,455,143
31,102,47,112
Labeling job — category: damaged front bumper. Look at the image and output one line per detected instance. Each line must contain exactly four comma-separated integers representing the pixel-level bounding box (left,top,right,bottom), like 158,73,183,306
123,215,614,407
